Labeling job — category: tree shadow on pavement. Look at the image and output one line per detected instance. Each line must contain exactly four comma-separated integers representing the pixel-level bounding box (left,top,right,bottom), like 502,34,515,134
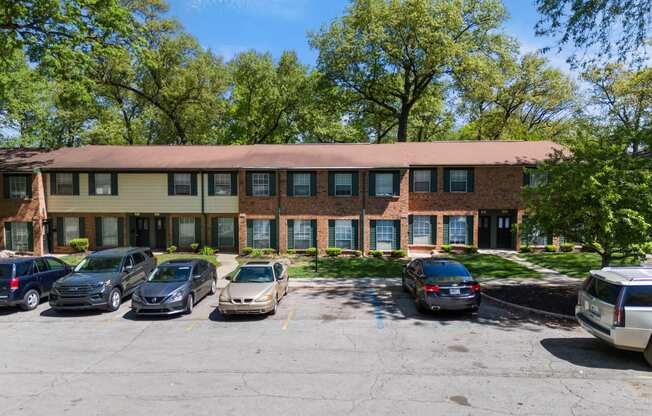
541,337,650,371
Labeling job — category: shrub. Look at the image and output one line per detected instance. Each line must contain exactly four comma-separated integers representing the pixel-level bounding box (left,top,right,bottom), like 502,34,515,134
242,247,253,255
190,243,199,253
391,249,407,258
519,245,534,253
287,249,296,255
326,247,343,257
369,250,383,258
251,249,263,257
545,244,558,253
441,244,452,253
464,245,478,254
69,238,89,253
262,248,276,256
352,250,362,257
167,245,177,254
201,246,215,256
560,243,574,253
305,247,317,256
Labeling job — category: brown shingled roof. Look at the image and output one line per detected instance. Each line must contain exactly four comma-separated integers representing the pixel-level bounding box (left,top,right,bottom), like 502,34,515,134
0,148,55,172
36,141,561,171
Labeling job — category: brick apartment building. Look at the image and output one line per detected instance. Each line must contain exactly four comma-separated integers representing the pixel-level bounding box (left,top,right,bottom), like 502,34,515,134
0,141,560,255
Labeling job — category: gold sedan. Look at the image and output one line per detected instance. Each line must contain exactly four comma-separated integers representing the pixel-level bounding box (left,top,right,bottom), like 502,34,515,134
218,261,289,316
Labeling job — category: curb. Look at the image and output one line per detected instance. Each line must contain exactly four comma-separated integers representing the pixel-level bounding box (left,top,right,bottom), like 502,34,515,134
481,292,576,321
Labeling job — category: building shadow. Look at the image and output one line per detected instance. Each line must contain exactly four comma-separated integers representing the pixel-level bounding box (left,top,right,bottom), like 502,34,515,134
540,337,650,371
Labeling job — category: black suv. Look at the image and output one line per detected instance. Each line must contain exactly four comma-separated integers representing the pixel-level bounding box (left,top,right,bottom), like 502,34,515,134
50,247,156,312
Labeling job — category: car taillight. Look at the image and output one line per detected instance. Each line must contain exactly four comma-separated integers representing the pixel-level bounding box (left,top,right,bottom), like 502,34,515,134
423,284,440,294
470,283,481,293
613,289,626,327
10,277,19,290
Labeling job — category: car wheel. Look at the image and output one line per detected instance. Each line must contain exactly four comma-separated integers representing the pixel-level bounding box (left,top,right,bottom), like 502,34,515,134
185,294,194,314
209,279,217,296
644,339,652,367
20,289,40,311
415,296,428,314
106,288,122,312
269,297,278,315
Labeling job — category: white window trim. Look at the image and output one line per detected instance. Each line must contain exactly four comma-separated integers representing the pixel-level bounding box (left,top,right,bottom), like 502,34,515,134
63,217,80,245
449,216,467,245
101,217,119,247
293,220,312,250
55,173,74,195
412,216,432,245
94,173,112,196
334,173,353,197
376,220,395,251
179,217,196,247
8,176,28,199
173,173,192,196
334,220,353,249
10,222,30,252
213,173,232,196
292,173,311,197
449,169,468,193
252,173,271,197
253,220,271,248
375,173,394,197
413,170,431,193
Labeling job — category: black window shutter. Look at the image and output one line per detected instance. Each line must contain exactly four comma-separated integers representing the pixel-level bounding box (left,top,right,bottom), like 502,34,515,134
78,217,85,238
368,172,376,196
207,173,215,196
4,222,12,250
287,172,294,197
245,172,253,196
328,172,335,196
443,216,450,244
311,219,317,247
467,168,474,192
466,216,474,245
26,175,32,198
369,220,377,250
328,220,335,247
172,218,180,247
111,173,118,195
95,217,103,247
246,219,253,247
409,170,414,192
287,220,294,249
27,222,33,251
117,218,124,246
393,171,400,196
50,174,57,195
352,172,359,196
523,170,531,187
430,215,437,245
168,173,175,195
310,172,317,196
352,219,359,249
72,173,80,195
2,175,9,199
408,215,414,244
191,173,198,196
56,217,64,246
393,220,401,250
430,169,438,192
194,217,201,244
231,172,238,196
88,173,96,195
212,218,219,247
269,172,276,196
443,169,451,192
270,219,277,249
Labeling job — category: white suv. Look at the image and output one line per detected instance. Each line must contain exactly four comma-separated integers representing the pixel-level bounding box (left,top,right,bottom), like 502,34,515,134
576,267,652,366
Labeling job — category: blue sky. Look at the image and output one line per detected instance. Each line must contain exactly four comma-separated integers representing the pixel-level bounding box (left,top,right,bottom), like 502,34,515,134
168,0,572,73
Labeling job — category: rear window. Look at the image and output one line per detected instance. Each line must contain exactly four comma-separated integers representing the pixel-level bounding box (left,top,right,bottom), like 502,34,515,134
422,262,471,281
15,262,33,276
624,286,652,307
589,278,622,305
0,265,13,279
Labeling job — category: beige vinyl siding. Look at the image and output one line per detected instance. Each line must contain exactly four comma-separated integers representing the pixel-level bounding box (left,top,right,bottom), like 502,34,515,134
203,173,238,213
46,173,202,213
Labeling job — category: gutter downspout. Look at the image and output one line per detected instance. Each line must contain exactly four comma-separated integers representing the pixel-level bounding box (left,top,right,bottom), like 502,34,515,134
200,171,207,247
361,170,366,253
276,169,281,253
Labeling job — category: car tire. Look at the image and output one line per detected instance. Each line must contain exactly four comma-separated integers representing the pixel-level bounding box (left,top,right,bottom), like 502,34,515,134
415,297,428,314
106,288,122,312
20,289,40,311
209,279,217,296
269,297,278,315
185,294,194,315
644,339,652,367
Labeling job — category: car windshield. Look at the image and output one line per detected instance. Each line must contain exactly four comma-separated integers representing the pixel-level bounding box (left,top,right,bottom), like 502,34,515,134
148,266,191,283
74,256,123,273
422,262,471,283
0,265,13,279
232,267,274,283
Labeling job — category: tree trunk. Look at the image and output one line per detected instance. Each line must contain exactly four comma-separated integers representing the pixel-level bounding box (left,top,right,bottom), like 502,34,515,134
396,109,409,142
601,253,611,268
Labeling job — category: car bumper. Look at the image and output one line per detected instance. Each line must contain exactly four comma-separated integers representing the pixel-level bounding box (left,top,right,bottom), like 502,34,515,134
218,300,274,315
131,299,186,315
49,292,110,310
576,308,651,352
423,294,481,311
0,292,22,307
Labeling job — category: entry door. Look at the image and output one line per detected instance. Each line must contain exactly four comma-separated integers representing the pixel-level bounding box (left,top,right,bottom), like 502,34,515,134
154,217,166,250
478,216,491,249
43,221,52,254
217,218,235,251
135,218,150,247
496,216,514,249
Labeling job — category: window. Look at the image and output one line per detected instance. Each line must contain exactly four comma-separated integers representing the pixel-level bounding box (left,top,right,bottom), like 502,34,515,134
8,176,28,199
194,262,207,276
412,216,432,245
133,252,146,265
529,171,548,187
625,286,652,307
293,173,311,197
179,217,196,247
527,229,548,246
55,173,74,195
375,173,394,196
449,216,468,244
449,170,468,192
94,173,112,195
274,263,283,278
46,257,66,271
62,217,80,245
217,218,235,247
252,173,270,196
293,220,312,250
335,220,353,249
101,217,119,247
413,170,431,192
10,222,30,252
173,173,192,196
214,173,232,196
334,173,353,196
252,220,271,249
376,220,395,251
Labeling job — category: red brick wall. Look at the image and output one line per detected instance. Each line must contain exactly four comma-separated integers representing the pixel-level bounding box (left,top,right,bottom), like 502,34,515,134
0,172,46,254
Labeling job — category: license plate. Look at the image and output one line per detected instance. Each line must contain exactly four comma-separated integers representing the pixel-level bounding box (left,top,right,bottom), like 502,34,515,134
589,304,601,317
449,288,461,295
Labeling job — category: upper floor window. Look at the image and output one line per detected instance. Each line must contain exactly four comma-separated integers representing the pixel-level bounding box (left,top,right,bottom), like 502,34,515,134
94,173,112,195
529,172,548,188
449,169,468,192
334,173,352,196
7,175,28,199
293,173,311,197
252,173,270,196
56,173,74,195
375,173,394,196
413,170,431,193
174,173,192,196
214,173,232,196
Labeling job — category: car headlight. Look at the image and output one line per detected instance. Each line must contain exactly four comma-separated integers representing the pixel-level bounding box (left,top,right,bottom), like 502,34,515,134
96,280,112,291
132,290,142,302
256,292,273,303
166,288,185,303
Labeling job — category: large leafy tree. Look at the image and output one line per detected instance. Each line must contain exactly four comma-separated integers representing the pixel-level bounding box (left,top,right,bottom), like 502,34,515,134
310,0,509,142
524,128,652,267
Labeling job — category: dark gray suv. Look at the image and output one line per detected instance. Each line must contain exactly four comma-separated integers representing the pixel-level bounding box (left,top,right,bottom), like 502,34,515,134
49,247,156,312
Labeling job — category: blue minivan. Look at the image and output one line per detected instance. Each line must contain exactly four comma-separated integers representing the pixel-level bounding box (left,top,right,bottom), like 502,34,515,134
0,257,72,311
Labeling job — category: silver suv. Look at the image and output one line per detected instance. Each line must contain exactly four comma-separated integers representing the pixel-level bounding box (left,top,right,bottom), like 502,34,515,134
575,267,652,366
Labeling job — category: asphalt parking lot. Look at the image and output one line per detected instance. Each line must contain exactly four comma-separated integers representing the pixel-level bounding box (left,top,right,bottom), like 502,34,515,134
0,285,651,416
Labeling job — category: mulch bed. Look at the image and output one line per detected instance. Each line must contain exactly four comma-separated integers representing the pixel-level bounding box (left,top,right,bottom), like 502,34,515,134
483,284,581,317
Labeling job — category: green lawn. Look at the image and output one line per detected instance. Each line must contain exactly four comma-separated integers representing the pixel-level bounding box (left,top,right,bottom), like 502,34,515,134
448,254,542,279
60,253,219,267
288,257,407,278
520,252,637,279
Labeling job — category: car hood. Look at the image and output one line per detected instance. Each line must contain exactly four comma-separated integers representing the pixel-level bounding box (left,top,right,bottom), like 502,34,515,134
56,272,117,286
138,281,188,297
224,282,274,300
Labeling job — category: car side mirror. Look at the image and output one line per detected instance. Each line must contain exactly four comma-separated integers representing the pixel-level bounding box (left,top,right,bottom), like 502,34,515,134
225,275,232,281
